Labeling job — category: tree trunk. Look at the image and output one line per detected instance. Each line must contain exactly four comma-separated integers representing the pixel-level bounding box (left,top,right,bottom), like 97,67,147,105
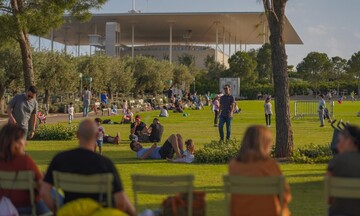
18,30,35,90
0,87,5,115
265,0,294,157
11,0,35,90
44,89,50,105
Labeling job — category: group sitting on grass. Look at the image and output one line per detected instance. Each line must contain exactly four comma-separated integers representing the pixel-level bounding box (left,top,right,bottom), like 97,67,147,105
0,118,360,215
129,115,163,143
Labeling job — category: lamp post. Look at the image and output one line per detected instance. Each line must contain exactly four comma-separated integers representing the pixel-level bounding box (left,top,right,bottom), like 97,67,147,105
89,77,93,92
79,73,83,96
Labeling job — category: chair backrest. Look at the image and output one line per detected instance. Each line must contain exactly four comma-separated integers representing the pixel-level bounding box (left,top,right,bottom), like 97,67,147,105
324,176,360,215
0,171,36,216
53,171,114,209
223,175,285,216
132,174,194,216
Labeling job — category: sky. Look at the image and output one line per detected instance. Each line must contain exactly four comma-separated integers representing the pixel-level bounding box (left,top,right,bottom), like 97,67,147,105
33,0,360,66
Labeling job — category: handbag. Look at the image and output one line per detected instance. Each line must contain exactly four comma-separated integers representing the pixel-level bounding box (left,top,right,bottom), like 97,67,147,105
161,191,205,216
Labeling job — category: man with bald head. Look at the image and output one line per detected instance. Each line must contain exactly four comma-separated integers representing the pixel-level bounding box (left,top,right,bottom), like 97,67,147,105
40,119,136,215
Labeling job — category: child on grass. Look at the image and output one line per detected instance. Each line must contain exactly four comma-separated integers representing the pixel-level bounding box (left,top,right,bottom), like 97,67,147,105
68,102,74,124
94,118,105,155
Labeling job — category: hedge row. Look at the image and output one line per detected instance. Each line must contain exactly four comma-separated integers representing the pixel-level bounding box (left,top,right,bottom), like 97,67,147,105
194,140,333,164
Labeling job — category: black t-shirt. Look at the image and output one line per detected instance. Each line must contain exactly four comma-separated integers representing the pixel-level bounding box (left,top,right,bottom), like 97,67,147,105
327,151,360,215
149,123,164,142
44,148,123,204
131,122,147,136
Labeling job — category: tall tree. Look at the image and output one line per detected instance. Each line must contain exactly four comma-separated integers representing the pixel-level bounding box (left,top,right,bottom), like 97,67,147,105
296,52,331,91
262,0,293,157
227,51,257,86
33,51,77,105
0,42,23,114
347,51,360,96
330,56,348,95
0,0,107,89
256,43,272,83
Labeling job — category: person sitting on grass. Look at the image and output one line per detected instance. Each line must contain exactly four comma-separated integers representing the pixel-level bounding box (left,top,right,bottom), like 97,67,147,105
229,125,292,216
111,103,118,115
159,105,169,117
40,119,136,216
326,125,360,216
121,108,133,124
94,118,105,155
0,124,52,215
148,118,164,142
130,134,187,160
129,115,148,142
167,139,195,163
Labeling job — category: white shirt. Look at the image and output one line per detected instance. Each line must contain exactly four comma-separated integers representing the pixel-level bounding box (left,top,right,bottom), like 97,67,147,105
264,102,273,115
98,126,105,141
160,108,168,117
68,106,74,115
318,99,326,112
171,151,194,163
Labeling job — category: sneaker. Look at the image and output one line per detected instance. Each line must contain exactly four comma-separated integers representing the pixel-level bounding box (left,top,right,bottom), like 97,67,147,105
214,124,218,127
320,125,324,127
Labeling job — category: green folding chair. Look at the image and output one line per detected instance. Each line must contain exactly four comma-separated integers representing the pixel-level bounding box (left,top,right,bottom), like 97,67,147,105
0,171,37,216
223,175,285,216
131,174,194,216
52,171,113,210
324,176,360,216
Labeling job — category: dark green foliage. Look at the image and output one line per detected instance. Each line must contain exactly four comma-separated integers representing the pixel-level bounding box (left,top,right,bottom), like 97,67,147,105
33,124,77,140
195,140,333,164
292,144,333,164
194,139,240,164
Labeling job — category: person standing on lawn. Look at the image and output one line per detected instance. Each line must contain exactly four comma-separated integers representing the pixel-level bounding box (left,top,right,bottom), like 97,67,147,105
318,94,326,127
264,97,273,127
212,95,220,127
7,85,38,139
219,84,236,141
83,87,92,117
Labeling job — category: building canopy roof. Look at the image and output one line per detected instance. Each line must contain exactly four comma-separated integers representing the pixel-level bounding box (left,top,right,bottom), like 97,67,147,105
48,12,302,46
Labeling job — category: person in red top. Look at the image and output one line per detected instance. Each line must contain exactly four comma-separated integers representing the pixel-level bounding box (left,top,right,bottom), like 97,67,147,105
229,125,291,216
0,124,51,215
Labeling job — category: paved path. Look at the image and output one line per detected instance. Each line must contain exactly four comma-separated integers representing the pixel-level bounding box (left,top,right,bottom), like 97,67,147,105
0,112,102,124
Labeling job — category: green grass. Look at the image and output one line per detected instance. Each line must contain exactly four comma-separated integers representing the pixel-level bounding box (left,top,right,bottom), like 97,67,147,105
26,100,360,215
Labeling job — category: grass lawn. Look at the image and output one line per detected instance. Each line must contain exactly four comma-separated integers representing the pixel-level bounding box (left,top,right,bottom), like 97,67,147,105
26,100,360,215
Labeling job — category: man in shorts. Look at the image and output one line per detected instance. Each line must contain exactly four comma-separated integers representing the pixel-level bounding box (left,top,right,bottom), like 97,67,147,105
130,134,187,160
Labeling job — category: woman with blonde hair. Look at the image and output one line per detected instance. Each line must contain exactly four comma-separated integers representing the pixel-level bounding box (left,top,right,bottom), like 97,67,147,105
229,125,291,216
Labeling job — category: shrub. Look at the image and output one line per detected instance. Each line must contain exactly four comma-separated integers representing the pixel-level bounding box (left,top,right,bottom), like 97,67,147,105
194,140,332,164
33,124,77,140
194,139,240,164
291,143,333,164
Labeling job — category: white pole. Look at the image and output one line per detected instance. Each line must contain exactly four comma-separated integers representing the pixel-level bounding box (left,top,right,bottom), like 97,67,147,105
222,27,225,65
169,23,173,63
228,32,231,57
132,23,135,59
234,36,237,54
215,22,219,62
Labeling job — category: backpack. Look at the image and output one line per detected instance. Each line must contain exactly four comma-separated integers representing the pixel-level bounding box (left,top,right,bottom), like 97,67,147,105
0,196,19,216
161,191,205,216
